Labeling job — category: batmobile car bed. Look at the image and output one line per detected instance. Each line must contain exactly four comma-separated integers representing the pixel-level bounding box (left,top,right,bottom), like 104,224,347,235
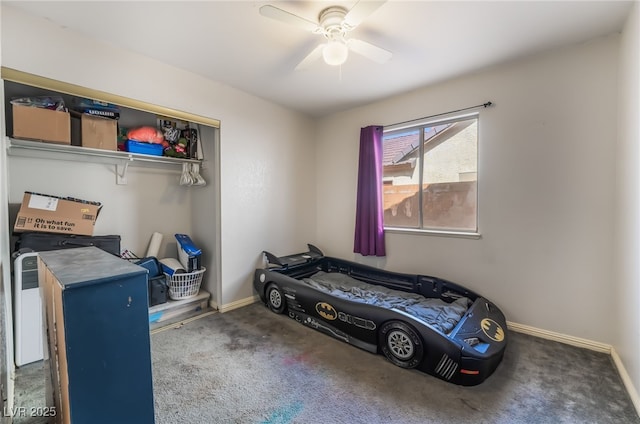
254,245,508,386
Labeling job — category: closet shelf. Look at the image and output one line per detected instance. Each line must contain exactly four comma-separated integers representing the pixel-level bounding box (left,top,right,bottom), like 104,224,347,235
6,137,201,167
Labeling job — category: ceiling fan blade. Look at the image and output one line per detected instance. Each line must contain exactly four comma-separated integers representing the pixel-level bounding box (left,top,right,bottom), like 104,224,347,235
295,44,325,70
259,5,319,33
348,39,392,64
343,0,386,29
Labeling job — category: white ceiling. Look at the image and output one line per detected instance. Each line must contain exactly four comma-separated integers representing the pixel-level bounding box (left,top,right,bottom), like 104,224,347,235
5,1,634,117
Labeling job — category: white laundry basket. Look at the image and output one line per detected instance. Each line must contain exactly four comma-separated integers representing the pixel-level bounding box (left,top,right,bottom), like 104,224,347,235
166,267,206,300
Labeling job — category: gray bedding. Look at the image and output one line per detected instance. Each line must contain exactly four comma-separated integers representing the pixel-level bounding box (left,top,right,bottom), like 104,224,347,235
302,271,470,334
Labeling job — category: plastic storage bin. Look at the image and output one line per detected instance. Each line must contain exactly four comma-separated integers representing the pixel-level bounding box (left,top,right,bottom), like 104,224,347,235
165,267,206,300
125,140,164,156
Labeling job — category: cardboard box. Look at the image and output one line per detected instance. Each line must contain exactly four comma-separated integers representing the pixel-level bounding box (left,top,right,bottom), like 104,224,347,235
81,114,117,151
12,105,71,144
14,192,102,236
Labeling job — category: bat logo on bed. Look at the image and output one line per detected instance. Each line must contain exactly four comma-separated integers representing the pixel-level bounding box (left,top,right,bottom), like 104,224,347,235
481,318,505,342
315,302,338,321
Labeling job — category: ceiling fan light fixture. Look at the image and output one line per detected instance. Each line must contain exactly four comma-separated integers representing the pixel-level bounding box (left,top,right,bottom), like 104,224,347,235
322,40,349,66
260,2,392,70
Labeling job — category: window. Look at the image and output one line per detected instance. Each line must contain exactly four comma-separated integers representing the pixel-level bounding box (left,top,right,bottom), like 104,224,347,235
382,115,478,234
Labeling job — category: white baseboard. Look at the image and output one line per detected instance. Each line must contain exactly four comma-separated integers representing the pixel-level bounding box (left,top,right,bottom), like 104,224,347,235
509,321,640,418
217,295,259,313
507,321,611,353
611,347,640,416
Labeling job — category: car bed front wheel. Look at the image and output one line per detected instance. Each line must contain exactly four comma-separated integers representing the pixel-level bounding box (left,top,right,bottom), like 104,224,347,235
265,283,286,314
379,321,424,369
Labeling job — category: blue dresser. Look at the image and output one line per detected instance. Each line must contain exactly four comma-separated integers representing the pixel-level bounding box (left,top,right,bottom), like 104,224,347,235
38,246,155,424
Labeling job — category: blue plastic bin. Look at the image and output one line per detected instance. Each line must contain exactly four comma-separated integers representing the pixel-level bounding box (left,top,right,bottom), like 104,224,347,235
125,140,164,156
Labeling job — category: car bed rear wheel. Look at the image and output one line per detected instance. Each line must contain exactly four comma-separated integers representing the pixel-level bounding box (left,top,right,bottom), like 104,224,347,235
380,321,423,369
266,283,286,314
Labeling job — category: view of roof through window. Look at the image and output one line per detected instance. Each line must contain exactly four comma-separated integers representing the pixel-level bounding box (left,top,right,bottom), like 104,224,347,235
382,118,478,232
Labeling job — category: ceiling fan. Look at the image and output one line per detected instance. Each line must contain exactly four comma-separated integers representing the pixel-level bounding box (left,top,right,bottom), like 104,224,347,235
259,1,392,70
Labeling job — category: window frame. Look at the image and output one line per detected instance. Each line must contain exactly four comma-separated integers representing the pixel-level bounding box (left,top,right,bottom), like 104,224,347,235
382,112,481,239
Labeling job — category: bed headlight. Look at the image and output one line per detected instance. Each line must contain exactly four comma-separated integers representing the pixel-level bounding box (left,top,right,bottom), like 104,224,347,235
464,337,479,346
259,273,266,283
465,337,490,353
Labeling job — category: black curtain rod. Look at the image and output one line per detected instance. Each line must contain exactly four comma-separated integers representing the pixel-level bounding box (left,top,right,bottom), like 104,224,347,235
385,101,493,128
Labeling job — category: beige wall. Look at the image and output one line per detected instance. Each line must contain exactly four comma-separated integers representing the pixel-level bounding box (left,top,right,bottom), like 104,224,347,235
316,35,619,345
614,1,640,411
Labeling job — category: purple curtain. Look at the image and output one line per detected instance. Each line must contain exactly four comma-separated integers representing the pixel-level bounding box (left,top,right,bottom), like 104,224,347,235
354,125,386,256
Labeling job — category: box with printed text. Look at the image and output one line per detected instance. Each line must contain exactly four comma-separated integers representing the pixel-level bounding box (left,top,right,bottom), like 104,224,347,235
13,192,102,236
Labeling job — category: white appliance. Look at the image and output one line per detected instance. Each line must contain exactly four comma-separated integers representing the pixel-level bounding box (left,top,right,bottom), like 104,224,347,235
13,252,44,366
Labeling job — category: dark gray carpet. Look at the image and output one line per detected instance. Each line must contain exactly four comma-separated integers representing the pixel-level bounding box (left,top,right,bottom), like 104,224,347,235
151,303,639,424
12,302,639,423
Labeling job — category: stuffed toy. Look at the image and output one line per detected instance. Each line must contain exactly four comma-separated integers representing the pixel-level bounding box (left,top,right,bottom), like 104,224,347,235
163,137,188,158
127,126,165,144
